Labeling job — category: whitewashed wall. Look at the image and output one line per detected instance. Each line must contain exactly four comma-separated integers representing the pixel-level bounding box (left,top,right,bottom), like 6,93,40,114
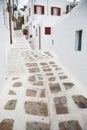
33,0,67,16
0,0,10,90
30,0,67,50
52,0,87,87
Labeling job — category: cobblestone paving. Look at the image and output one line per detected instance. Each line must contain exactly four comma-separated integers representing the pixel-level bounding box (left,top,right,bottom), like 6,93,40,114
0,31,87,130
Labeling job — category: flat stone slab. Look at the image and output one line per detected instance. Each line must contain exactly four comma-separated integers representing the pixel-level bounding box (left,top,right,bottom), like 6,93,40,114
28,76,36,82
4,100,17,110
49,83,61,93
12,77,19,80
33,81,43,86
40,89,45,97
0,119,14,130
55,68,61,70
13,82,22,87
46,73,54,76
28,68,40,73
26,122,50,130
63,83,74,90
59,75,68,80
26,63,38,67
48,77,56,82
54,96,68,114
28,74,43,86
24,101,48,116
43,69,51,72
9,90,16,95
28,74,43,82
72,95,87,108
52,65,58,68
40,62,48,66
26,89,37,97
49,61,56,65
59,120,82,130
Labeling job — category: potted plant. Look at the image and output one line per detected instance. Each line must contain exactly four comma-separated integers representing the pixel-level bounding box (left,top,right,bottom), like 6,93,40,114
23,29,28,35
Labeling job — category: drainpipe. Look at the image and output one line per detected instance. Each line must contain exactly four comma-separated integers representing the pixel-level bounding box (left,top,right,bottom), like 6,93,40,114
13,0,15,29
8,0,12,44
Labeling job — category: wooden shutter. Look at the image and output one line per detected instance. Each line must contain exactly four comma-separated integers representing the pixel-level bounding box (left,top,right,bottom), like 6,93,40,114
34,5,37,14
45,27,51,35
42,6,44,14
51,7,53,15
58,8,61,16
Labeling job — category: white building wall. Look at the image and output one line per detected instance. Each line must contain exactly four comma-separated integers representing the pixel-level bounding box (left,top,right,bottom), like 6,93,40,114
32,15,65,51
24,8,29,24
33,0,67,16
29,0,67,50
0,0,10,90
28,0,34,22
51,0,87,87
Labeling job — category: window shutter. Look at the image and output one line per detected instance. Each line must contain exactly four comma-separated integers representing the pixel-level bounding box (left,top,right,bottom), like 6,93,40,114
58,8,61,16
45,27,51,35
42,6,44,14
34,5,37,14
51,7,53,15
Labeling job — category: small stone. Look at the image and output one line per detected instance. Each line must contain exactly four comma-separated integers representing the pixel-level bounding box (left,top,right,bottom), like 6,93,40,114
40,89,45,97
59,75,68,80
12,77,19,80
49,61,55,64
55,68,60,71
40,62,48,66
46,73,54,76
54,96,68,114
26,89,36,97
28,76,36,82
59,120,82,130
48,77,55,82
0,119,14,130
4,100,17,110
43,69,51,72
33,81,43,86
9,90,16,95
63,83,74,90
52,65,58,68
49,83,61,93
72,95,87,108
26,122,50,130
26,63,38,67
24,101,48,116
13,82,22,87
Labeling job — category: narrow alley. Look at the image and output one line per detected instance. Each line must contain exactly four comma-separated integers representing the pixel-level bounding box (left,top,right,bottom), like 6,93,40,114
0,31,87,130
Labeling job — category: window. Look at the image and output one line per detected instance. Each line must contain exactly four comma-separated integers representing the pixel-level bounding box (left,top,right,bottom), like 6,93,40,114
45,27,51,35
51,7,61,16
75,30,82,51
34,5,44,15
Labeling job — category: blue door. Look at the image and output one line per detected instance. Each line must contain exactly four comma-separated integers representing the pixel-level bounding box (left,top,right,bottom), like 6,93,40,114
78,30,82,51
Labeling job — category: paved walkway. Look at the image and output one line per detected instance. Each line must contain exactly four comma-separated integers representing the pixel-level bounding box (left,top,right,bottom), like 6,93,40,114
0,31,87,130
